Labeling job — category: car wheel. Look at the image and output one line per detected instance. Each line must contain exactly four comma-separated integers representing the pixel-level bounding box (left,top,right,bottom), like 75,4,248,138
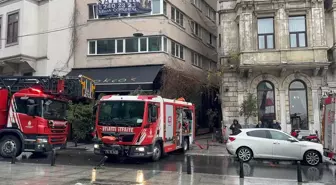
304,150,320,166
151,143,162,161
237,147,253,162
0,135,22,158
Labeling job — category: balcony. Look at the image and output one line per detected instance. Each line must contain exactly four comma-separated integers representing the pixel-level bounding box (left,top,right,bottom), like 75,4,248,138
236,47,330,78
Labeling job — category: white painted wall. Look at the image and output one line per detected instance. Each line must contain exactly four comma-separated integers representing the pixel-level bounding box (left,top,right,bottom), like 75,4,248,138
0,0,75,76
39,0,75,76
21,0,39,57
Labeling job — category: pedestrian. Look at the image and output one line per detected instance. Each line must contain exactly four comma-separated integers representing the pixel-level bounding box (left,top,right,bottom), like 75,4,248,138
256,121,262,128
262,121,268,128
291,129,298,138
271,120,281,130
229,119,242,135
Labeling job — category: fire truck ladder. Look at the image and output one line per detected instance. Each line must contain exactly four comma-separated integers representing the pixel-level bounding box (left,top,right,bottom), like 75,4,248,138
0,75,95,100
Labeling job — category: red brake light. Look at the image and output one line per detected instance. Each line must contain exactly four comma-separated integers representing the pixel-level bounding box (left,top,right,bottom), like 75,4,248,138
229,137,236,142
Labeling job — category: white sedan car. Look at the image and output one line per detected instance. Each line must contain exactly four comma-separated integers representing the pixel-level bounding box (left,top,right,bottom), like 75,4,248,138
226,128,324,166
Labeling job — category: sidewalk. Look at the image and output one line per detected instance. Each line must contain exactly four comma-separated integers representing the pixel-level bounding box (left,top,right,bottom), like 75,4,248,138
0,161,332,185
66,142,94,152
187,134,229,157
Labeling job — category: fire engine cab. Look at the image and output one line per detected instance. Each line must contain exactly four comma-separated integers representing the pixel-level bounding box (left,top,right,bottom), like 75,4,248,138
0,75,95,158
93,95,195,161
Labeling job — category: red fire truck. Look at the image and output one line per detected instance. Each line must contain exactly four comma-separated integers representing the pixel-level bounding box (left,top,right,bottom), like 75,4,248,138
0,75,95,158
321,93,336,161
93,95,195,161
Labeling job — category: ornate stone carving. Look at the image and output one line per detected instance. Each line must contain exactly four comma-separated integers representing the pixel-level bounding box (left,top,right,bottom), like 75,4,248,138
294,71,300,79
313,67,320,76
321,66,328,77
247,69,252,78
280,68,286,77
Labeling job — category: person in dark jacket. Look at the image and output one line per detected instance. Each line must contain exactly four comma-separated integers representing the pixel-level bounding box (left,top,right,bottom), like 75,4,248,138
256,121,262,128
229,119,242,135
271,120,281,130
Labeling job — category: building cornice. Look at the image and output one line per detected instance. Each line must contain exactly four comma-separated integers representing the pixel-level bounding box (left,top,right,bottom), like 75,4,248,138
218,0,323,14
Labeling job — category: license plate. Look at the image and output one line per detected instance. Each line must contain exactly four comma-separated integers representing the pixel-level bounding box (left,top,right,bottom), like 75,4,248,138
105,149,118,155
54,147,61,150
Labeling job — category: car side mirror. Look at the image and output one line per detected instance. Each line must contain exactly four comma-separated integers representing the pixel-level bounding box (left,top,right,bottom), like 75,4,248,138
149,105,157,123
287,137,298,142
27,105,36,117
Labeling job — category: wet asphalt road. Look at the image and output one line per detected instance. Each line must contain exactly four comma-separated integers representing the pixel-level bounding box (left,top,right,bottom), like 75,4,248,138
1,149,336,184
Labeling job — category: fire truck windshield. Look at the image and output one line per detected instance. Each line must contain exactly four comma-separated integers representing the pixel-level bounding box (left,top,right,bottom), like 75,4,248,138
42,99,67,121
98,101,145,127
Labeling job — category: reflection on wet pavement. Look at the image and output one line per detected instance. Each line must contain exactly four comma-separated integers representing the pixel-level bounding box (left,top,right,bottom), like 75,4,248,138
0,149,336,185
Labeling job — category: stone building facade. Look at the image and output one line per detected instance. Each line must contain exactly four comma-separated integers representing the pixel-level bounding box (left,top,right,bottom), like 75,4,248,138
218,0,336,134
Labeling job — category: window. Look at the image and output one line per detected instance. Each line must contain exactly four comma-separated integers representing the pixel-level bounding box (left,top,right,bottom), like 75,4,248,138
43,99,67,121
269,130,291,141
97,40,115,54
88,36,167,55
117,40,124,53
140,38,147,52
163,1,167,15
289,16,306,47
88,41,96,54
98,101,145,127
7,12,19,44
125,38,138,53
208,33,216,47
191,21,202,37
15,97,42,116
289,80,308,130
219,34,221,47
171,7,184,27
257,81,276,126
163,37,168,52
191,0,201,10
206,5,216,21
152,0,161,14
192,52,202,67
257,18,274,49
88,4,98,19
246,130,268,138
149,36,161,51
171,41,184,59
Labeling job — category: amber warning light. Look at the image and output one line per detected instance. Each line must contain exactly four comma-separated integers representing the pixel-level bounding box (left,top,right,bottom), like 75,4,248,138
80,75,95,99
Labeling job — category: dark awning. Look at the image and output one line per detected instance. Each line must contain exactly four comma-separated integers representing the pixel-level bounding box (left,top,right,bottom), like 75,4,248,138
67,64,163,92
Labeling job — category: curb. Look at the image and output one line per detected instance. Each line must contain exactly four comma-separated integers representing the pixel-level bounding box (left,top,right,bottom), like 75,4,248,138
186,152,232,157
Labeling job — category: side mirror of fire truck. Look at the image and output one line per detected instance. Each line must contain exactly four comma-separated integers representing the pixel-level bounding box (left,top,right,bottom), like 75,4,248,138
150,105,157,122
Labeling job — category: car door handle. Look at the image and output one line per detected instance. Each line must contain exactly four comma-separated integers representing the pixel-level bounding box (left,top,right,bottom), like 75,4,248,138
273,142,279,144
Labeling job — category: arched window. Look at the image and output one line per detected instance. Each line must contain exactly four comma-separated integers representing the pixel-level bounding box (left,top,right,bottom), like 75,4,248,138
289,80,308,130
257,81,276,126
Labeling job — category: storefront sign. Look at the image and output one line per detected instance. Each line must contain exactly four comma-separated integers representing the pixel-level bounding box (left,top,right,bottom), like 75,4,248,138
94,77,137,84
97,0,152,16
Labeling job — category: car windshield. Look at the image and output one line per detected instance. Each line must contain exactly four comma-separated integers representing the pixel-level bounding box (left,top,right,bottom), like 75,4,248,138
42,99,67,121
98,101,145,127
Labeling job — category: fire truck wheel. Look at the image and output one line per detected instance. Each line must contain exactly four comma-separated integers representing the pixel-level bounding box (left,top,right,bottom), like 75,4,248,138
152,143,162,161
0,135,22,158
